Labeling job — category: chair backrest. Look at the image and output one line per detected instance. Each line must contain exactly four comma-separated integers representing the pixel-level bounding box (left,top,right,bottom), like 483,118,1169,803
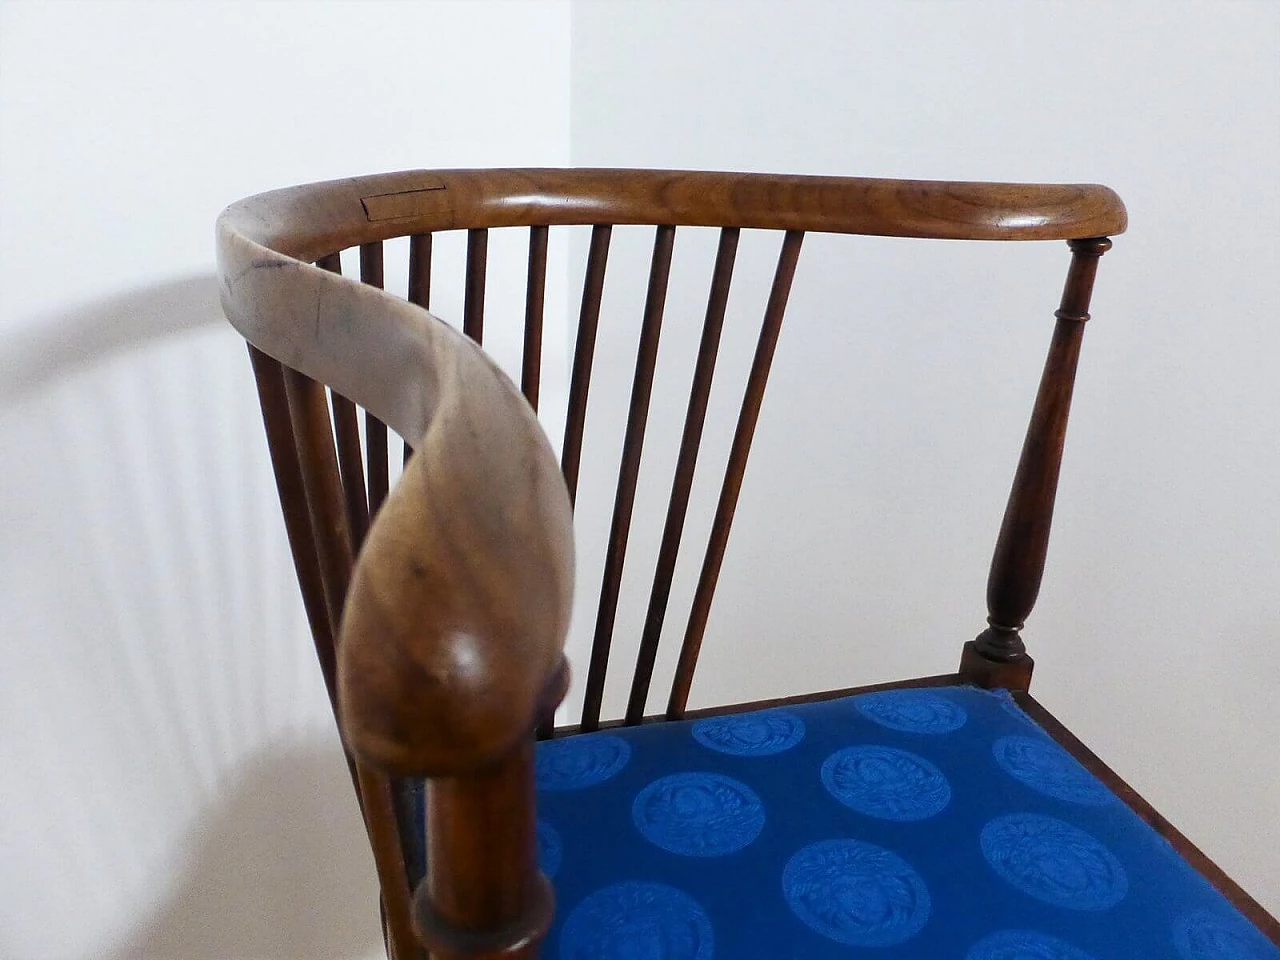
216,169,1125,960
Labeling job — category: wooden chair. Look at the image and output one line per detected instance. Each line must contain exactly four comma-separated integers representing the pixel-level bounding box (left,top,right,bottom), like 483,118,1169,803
216,170,1278,960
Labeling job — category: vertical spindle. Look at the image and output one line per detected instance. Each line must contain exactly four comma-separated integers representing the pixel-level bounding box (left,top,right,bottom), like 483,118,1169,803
361,242,390,517
464,228,488,345
626,227,740,724
580,225,676,732
667,230,804,719
522,225,549,410
561,224,613,505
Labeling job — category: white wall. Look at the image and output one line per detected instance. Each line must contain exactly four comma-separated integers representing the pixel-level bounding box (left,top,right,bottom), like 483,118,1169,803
0,2,569,958
569,0,1279,915
1,2,1276,957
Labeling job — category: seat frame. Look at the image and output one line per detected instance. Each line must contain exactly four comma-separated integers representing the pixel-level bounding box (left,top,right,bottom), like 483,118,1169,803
216,169,1277,959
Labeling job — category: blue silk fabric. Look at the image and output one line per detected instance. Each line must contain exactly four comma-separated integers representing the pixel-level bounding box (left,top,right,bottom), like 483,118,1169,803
530,685,1277,959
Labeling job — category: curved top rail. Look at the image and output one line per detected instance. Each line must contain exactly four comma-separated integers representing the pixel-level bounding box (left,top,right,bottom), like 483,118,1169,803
222,168,1127,265
214,166,1125,774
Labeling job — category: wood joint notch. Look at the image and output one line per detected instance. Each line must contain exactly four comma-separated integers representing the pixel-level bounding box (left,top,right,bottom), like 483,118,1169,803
362,185,450,223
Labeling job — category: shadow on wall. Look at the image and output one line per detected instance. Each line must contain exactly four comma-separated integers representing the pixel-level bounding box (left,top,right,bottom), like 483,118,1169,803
0,275,225,402
104,738,382,960
0,277,383,959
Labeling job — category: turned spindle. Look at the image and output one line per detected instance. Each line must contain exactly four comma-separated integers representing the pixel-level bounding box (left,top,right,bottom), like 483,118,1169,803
961,237,1113,690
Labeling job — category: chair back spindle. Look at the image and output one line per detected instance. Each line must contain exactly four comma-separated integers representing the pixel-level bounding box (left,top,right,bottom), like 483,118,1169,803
667,229,805,718
361,241,391,517
278,358,419,958
522,225,550,410
248,346,342,712
561,223,612,505
626,225,741,725
580,224,677,732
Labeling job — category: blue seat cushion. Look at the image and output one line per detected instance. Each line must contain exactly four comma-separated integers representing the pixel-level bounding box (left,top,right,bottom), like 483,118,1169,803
533,685,1277,959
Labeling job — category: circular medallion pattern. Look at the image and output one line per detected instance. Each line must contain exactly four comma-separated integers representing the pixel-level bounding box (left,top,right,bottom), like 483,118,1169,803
980,813,1128,911
535,734,631,791
782,839,931,947
632,772,765,857
821,745,951,821
536,819,562,878
559,881,713,960
1173,910,1272,960
855,690,968,734
993,735,1113,806
966,929,1100,960
692,709,805,756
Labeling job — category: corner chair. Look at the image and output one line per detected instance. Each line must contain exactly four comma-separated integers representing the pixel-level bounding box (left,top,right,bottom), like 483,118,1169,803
216,169,1279,959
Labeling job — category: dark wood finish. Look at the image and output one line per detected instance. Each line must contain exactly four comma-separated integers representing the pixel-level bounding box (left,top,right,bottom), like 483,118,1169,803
522,225,549,410
366,408,390,518
247,346,339,711
279,365,354,634
216,170,1280,957
961,237,1111,691
464,228,487,345
959,641,1035,690
580,225,676,732
361,242,390,517
415,741,553,960
561,224,611,505
667,230,805,719
626,227,740,725
361,241,386,287
262,169,1126,260
408,234,432,310
559,674,963,737
248,345,379,821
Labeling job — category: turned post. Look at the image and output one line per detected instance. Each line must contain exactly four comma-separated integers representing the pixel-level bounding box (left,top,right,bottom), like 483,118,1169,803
960,237,1113,690
336,345,575,959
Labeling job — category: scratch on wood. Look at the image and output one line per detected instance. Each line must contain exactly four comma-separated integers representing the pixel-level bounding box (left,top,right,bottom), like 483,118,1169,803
362,185,449,222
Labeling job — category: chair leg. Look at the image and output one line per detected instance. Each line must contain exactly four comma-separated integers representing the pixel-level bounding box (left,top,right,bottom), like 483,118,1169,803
961,237,1113,691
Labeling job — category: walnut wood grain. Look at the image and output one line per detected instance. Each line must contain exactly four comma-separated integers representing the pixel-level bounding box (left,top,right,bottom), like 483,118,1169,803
253,169,1126,265
220,180,575,958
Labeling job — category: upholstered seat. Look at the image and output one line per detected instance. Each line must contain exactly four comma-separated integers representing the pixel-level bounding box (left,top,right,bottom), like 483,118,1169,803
533,685,1277,959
